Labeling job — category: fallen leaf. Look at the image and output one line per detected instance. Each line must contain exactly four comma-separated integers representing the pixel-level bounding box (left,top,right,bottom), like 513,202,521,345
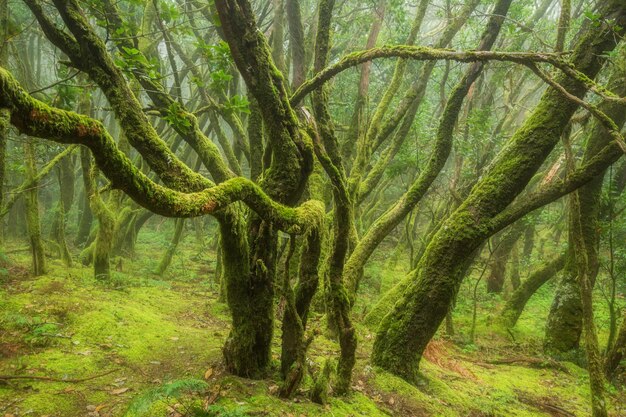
110,387,130,395
204,368,213,380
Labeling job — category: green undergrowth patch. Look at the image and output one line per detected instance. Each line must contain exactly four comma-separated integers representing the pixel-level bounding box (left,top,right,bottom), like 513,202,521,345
0,232,225,417
1,235,624,416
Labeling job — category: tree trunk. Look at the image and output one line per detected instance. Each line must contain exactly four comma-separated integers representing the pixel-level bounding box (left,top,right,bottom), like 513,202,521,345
605,309,626,379
0,0,8,241
486,224,523,293
24,139,46,276
500,253,565,328
543,251,583,353
75,189,93,247
544,46,626,354
214,0,314,378
371,4,626,382
82,148,114,281
280,231,321,374
156,218,185,275
51,156,74,266
570,190,607,417
220,211,275,378
508,245,521,291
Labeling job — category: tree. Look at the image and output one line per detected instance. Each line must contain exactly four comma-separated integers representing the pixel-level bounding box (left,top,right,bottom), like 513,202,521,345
372,1,626,382
0,0,625,400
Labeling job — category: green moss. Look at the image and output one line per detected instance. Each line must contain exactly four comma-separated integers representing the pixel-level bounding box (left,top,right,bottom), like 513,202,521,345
2,232,623,417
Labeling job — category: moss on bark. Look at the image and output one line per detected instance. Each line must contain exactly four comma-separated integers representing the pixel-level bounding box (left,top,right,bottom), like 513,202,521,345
23,139,46,276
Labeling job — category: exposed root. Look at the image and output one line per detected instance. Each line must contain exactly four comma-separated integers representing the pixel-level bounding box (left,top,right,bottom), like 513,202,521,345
0,368,118,383
516,391,576,417
484,356,570,373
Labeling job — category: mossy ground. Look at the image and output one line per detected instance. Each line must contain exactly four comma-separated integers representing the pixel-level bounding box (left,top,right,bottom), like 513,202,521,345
1,227,624,416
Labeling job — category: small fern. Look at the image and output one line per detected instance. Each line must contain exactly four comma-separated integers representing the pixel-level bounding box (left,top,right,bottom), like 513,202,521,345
124,378,209,416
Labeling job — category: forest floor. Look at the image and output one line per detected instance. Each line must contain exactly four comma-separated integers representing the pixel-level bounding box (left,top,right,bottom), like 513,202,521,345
1,225,624,417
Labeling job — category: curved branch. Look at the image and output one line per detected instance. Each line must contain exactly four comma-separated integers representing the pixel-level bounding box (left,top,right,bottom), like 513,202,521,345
524,61,626,151
23,0,209,192
0,68,323,234
490,141,624,234
290,46,574,105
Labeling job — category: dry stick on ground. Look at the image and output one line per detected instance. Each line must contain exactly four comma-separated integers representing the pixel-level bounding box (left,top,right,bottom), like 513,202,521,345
485,356,569,372
0,368,118,383
516,392,576,417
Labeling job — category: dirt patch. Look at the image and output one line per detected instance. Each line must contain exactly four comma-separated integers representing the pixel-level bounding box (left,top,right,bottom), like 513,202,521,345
423,340,478,381
0,341,26,358
352,372,430,417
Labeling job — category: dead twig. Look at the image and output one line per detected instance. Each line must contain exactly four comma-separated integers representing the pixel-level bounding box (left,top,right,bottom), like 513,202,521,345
0,368,118,383
486,356,569,373
516,391,576,417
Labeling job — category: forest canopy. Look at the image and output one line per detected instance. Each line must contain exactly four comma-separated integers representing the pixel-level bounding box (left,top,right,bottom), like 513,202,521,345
0,0,625,416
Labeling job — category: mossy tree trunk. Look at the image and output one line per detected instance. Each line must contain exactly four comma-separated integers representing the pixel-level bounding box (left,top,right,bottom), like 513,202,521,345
279,231,321,397
500,253,566,328
570,191,607,417
82,148,114,281
605,308,626,379
508,245,521,291
214,0,315,378
544,49,626,354
156,218,185,276
372,4,626,382
486,223,524,293
51,155,74,266
0,0,8,241
75,188,93,247
23,139,46,276
309,0,357,394
543,248,583,353
344,0,504,300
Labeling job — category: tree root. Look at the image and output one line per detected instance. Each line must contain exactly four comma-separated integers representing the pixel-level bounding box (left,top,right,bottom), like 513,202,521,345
0,368,118,383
